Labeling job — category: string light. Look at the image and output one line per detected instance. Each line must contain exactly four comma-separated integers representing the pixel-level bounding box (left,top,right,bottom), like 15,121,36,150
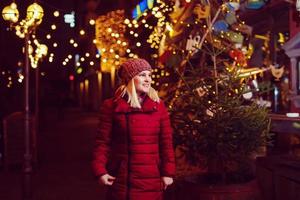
53,11,59,17
89,19,95,25
79,29,85,35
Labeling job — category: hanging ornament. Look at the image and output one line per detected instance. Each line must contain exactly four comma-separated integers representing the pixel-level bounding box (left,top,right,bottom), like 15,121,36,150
213,20,229,33
243,86,253,100
252,79,259,91
227,2,240,11
229,49,246,66
225,12,237,25
231,23,253,35
245,0,267,10
277,32,285,44
244,44,254,59
225,31,244,44
206,109,214,117
195,86,207,97
193,4,210,20
270,64,284,81
186,34,201,53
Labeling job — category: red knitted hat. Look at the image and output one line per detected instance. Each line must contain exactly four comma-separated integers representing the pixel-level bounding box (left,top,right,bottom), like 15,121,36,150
119,58,152,83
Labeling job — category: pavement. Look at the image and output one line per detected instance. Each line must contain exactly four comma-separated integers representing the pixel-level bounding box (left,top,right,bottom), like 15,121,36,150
0,107,106,200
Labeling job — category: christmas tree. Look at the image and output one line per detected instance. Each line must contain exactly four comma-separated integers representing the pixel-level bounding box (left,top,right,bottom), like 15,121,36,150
158,0,271,183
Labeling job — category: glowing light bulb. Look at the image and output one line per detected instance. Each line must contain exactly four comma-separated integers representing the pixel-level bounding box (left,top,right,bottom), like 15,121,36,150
89,19,95,25
80,29,85,35
53,11,59,17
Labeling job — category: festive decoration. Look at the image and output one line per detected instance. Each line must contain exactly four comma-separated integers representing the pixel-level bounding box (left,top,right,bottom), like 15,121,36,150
2,2,19,23
185,34,201,53
2,2,44,39
270,64,284,81
28,38,48,69
132,0,155,19
225,12,237,25
245,0,267,10
193,4,210,20
229,49,247,66
95,10,129,72
213,20,229,33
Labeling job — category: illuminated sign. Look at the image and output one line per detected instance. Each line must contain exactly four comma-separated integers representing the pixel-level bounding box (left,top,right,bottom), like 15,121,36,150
132,0,155,19
64,11,75,28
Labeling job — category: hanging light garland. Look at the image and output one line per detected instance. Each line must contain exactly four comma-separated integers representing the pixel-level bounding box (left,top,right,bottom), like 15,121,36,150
28,37,48,69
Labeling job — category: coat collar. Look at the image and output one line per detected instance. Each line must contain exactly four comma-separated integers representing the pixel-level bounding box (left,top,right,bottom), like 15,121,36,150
113,95,158,113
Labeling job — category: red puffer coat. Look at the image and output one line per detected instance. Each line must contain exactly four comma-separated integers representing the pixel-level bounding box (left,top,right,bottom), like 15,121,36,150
92,96,175,200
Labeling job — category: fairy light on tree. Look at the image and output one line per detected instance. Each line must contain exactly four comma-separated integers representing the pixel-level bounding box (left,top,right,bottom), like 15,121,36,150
95,9,129,73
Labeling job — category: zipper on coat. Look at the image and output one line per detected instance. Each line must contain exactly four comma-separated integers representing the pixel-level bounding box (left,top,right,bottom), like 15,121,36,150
125,113,130,200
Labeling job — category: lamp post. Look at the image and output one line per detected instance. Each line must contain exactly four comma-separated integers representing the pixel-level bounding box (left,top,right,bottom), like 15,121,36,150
2,2,44,200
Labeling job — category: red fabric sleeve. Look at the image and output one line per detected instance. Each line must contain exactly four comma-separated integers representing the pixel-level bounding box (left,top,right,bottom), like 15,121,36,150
92,99,113,177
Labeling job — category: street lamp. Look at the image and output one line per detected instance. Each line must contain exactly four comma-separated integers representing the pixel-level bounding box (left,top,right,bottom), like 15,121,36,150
2,2,19,23
2,2,44,200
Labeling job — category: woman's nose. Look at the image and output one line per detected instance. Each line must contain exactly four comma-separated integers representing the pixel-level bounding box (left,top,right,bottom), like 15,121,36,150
145,75,151,82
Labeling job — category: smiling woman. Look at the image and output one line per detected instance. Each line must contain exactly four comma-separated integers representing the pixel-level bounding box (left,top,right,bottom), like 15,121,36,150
92,58,175,200
133,70,152,95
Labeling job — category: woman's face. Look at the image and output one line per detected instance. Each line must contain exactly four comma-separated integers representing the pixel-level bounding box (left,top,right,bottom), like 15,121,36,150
133,70,152,95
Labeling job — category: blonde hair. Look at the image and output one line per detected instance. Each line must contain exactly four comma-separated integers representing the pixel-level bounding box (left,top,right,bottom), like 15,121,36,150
115,79,160,108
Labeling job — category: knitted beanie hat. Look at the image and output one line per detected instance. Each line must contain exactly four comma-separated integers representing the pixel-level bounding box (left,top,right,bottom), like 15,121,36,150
119,58,152,83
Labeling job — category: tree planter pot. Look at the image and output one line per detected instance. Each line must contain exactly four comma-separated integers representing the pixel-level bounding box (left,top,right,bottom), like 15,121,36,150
165,179,261,200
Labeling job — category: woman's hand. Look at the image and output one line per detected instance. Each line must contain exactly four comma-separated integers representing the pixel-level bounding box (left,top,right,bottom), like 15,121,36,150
161,176,173,190
98,174,116,186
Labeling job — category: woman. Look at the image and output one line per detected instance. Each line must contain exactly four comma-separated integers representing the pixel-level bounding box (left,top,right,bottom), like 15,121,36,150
92,58,175,200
